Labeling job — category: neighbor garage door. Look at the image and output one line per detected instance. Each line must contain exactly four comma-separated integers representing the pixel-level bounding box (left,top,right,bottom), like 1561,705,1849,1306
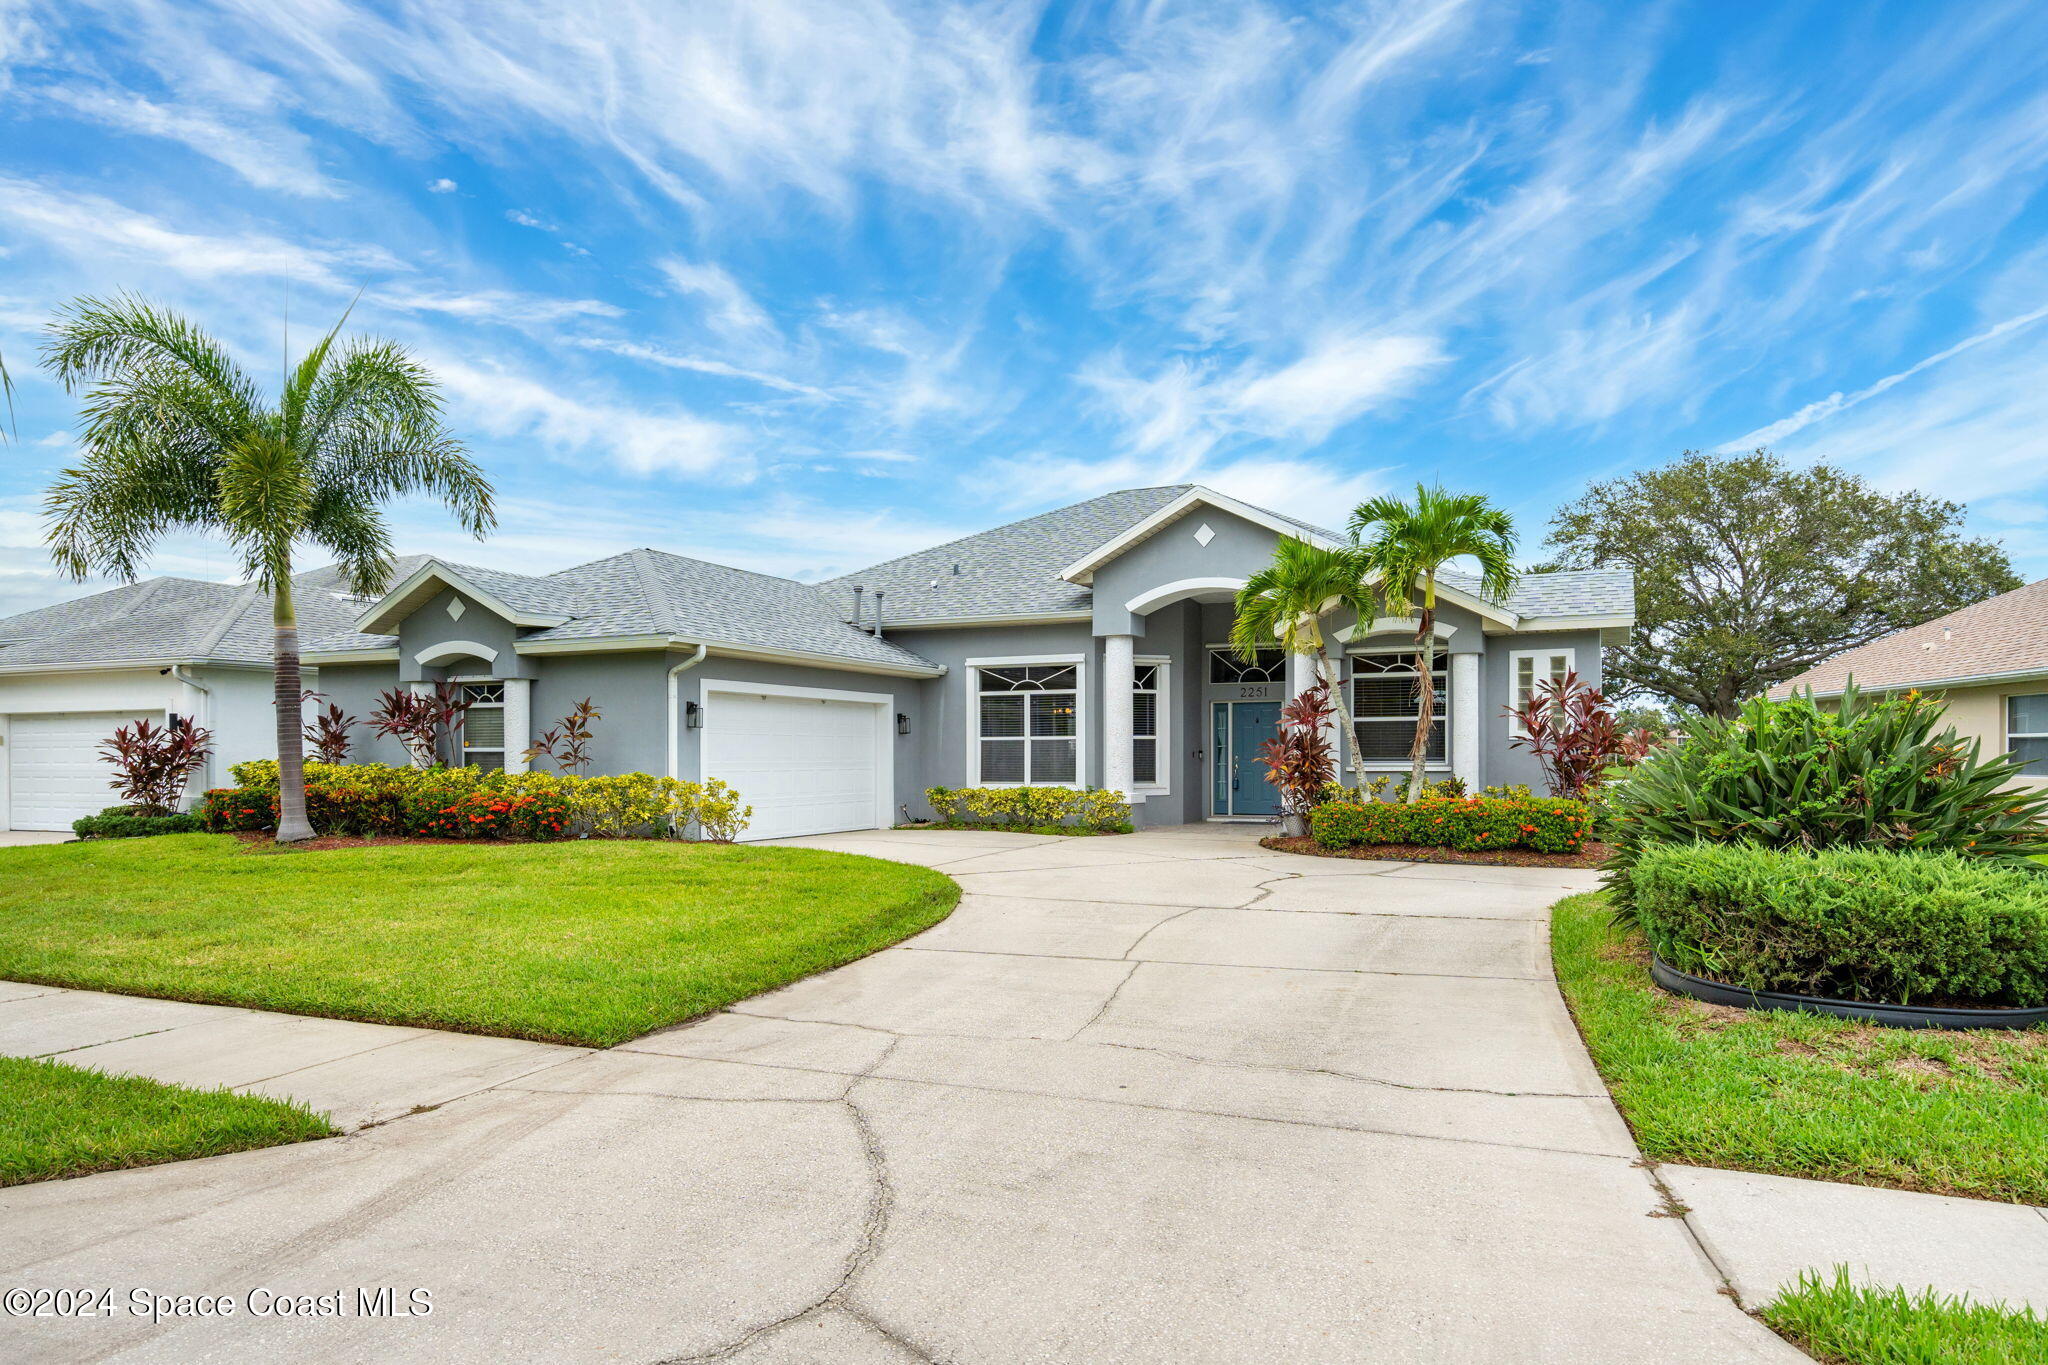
700,687,888,841
6,711,152,831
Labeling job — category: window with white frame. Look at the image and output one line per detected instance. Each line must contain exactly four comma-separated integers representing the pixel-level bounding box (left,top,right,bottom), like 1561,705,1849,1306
1133,662,1167,789
976,664,1079,785
1508,647,1576,735
2010,694,2048,776
1351,653,1446,764
1210,647,1285,683
460,681,506,770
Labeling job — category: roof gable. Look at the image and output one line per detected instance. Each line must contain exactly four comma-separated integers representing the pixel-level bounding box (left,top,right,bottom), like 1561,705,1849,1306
354,560,574,635
1059,487,1341,585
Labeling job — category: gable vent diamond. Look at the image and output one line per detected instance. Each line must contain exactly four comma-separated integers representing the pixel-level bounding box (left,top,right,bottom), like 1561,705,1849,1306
446,598,466,621
1193,523,1216,547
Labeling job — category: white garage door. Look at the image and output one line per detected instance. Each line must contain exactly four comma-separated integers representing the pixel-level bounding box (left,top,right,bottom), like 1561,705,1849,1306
701,688,888,841
6,711,153,831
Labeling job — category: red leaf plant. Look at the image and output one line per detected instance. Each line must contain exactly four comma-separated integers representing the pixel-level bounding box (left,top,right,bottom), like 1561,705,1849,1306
97,716,214,815
301,691,358,765
370,682,471,768
523,697,601,775
1258,684,1338,818
1504,669,1624,800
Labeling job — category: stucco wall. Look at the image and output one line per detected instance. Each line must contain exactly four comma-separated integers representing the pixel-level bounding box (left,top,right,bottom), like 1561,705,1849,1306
1091,507,1284,637
397,589,535,681
1480,629,1604,793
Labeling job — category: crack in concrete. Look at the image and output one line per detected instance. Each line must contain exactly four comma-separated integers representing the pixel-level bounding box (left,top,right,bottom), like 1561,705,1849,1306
1064,961,1142,1041
897,940,1545,983
1084,1038,1607,1099
662,1082,942,1364
1120,905,1208,960
30,1024,181,1059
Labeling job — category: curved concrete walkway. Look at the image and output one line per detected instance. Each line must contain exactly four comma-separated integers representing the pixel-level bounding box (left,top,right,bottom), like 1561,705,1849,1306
0,826,1799,1363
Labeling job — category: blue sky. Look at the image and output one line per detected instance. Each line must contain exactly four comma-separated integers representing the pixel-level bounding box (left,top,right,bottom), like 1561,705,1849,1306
3,0,2047,618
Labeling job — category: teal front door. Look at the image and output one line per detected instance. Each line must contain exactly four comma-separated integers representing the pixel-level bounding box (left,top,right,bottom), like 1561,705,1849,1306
1213,700,1282,816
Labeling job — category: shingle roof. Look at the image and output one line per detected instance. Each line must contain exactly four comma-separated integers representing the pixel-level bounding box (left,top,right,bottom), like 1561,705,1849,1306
0,556,436,669
1770,578,2048,698
299,549,943,672
815,485,1201,623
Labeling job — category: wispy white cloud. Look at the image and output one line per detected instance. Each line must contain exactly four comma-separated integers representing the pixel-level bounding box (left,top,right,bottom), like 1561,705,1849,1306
659,259,777,341
39,87,340,197
1718,302,2048,451
0,176,397,287
374,289,622,327
426,356,746,479
426,177,458,194
568,336,828,398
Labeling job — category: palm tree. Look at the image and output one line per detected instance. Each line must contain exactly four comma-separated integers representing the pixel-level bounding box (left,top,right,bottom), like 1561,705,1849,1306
1349,485,1517,801
41,295,493,842
1230,536,1373,791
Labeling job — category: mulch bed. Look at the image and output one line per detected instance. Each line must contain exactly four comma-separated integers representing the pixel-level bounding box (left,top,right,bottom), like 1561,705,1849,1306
1259,835,1611,870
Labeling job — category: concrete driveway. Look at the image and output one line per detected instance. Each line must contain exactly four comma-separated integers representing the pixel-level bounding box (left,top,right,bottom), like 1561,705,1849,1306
0,825,1799,1363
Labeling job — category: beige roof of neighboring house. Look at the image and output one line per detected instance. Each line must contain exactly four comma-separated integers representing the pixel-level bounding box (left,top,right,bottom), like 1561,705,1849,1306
1771,577,2048,698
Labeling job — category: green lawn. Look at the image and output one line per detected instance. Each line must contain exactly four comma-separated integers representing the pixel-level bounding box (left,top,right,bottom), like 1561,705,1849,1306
1762,1268,2048,1364
1,1056,333,1186
1551,893,2048,1203
0,834,959,1047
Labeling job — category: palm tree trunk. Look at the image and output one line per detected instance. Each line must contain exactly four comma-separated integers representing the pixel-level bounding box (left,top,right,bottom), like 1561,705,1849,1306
272,577,315,843
1406,600,1436,802
1317,646,1364,795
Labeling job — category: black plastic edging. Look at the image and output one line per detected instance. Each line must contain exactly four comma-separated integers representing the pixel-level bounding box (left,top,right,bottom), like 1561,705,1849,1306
1650,956,2048,1031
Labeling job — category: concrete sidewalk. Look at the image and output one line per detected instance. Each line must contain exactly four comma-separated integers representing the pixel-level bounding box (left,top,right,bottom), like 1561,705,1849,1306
1,981,582,1130
3,826,1803,1362
1666,1164,2048,1316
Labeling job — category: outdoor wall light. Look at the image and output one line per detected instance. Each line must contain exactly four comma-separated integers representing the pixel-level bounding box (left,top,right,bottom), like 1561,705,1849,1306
896,712,912,735
686,701,703,729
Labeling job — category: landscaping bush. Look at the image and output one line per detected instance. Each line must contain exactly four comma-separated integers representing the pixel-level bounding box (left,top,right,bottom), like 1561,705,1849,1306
1603,684,2048,913
1632,842,2048,1007
203,763,751,842
71,807,203,839
923,785,1132,834
1310,794,1589,854
413,789,571,841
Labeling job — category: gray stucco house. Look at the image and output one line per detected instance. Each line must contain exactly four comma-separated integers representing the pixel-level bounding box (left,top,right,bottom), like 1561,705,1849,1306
0,485,1631,837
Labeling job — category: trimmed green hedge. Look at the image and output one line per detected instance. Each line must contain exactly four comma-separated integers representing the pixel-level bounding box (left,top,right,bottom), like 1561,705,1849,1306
1310,795,1589,855
923,786,1132,834
1633,842,2048,1007
71,809,203,840
1603,685,2048,913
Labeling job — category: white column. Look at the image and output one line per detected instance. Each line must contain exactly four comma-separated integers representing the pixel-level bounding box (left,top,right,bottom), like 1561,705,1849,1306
1101,633,1136,800
1450,651,1480,793
1287,650,1314,701
502,677,532,774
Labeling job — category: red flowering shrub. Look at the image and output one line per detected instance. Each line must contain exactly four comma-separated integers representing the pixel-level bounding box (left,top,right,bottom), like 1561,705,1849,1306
412,790,570,841
200,788,279,832
1310,795,1588,854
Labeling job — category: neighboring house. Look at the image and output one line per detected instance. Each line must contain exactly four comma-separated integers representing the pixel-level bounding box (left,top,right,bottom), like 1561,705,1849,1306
1770,576,2048,788
0,486,1633,836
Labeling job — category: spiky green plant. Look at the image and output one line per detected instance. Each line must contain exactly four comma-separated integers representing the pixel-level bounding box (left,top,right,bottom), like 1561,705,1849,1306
1230,537,1372,788
40,295,494,843
1604,682,2048,915
1349,485,1517,800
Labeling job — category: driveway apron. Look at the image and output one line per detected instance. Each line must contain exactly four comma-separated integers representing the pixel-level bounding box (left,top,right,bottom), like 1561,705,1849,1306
0,826,1800,1363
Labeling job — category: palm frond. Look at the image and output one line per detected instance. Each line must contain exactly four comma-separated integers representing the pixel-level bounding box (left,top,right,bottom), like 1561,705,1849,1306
42,294,262,427
217,432,314,590
43,439,219,581
280,296,360,443
303,492,395,599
